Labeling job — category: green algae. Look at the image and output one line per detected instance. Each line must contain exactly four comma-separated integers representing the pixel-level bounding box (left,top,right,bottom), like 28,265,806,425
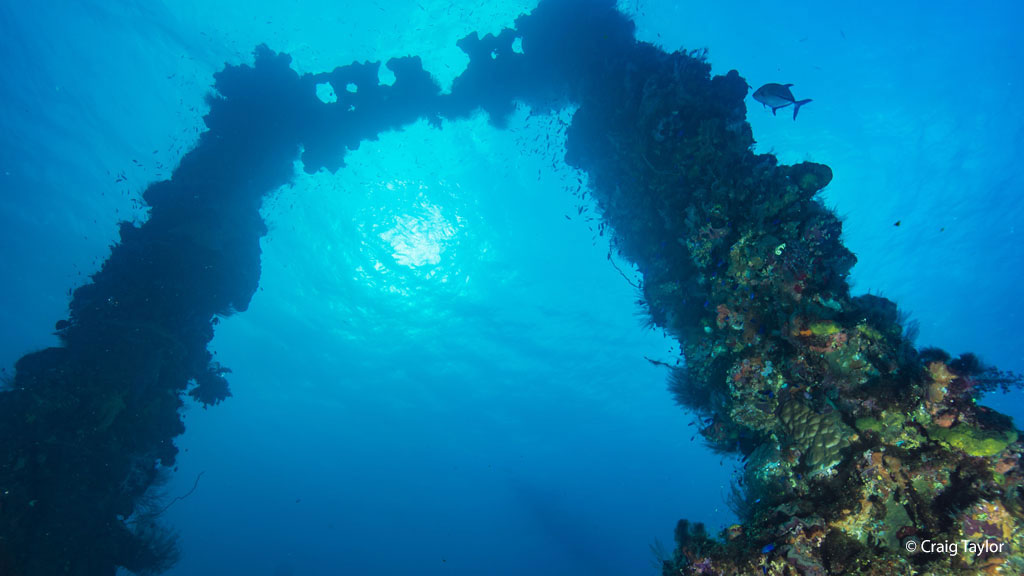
809,321,841,336
929,424,1018,457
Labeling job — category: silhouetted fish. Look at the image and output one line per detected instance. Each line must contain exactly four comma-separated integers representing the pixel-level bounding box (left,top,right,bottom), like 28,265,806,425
752,83,812,119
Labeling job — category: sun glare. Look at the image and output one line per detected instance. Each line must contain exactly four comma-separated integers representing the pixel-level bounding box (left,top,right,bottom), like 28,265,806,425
380,201,455,268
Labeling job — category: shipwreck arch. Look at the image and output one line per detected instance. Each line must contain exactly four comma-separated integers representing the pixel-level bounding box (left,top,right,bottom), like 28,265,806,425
1,1,1021,574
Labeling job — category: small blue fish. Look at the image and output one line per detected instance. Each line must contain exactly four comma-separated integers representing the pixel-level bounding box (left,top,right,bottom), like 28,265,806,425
761,544,775,554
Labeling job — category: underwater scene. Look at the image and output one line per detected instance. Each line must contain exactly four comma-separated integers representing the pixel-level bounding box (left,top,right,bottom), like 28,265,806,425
1,1,1023,575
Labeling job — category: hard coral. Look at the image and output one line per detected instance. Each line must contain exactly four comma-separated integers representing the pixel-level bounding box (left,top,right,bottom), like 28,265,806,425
779,401,853,476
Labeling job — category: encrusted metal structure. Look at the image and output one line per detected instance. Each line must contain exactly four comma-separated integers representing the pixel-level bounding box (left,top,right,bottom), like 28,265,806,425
1,1,1020,574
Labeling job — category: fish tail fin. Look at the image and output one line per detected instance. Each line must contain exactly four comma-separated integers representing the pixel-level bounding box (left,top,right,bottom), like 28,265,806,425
793,99,812,120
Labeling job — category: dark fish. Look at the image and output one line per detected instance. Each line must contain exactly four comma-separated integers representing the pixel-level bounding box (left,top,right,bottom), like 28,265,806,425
893,220,901,227
753,83,812,119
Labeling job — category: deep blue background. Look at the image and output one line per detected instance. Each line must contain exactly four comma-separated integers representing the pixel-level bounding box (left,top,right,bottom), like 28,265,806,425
1,2,1021,575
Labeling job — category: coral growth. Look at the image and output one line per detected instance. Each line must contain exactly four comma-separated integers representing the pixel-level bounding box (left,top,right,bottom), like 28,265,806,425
1,1,1021,574
544,7,1024,573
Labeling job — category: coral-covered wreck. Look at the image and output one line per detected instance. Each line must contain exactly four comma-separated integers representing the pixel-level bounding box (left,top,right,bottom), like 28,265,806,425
0,1,1020,574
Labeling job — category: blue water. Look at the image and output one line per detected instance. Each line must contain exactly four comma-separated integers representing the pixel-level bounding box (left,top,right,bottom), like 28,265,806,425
0,1,1021,575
